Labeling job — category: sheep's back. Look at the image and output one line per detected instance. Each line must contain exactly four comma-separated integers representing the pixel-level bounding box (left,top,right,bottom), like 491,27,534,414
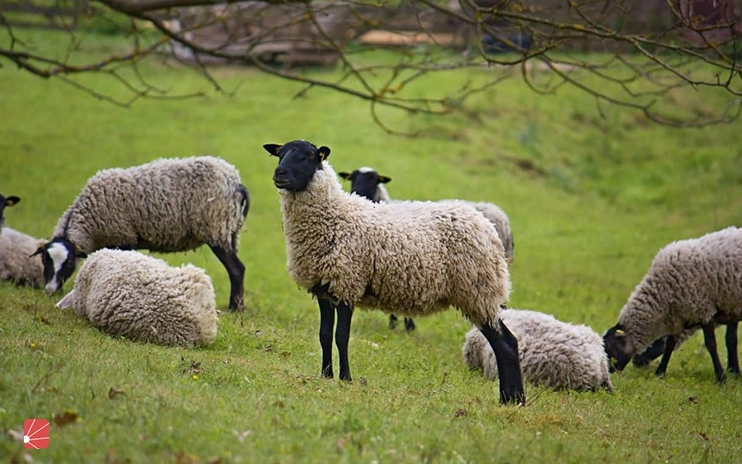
72,249,218,347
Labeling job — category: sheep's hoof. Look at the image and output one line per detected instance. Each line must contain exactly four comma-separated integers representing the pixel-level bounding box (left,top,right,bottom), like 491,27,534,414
404,318,416,332
322,367,334,379
715,373,727,384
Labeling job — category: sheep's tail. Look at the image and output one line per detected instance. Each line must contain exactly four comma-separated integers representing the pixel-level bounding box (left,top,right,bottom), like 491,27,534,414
237,184,250,220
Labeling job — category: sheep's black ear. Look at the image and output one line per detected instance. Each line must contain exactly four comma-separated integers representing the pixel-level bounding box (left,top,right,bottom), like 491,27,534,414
74,245,87,259
318,146,331,161
6,196,20,206
338,172,353,181
30,243,46,258
263,144,282,157
378,175,392,184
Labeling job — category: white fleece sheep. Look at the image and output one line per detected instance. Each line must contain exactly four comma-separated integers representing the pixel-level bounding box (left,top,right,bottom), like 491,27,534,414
0,227,46,288
338,167,514,264
265,140,525,405
604,226,742,382
36,156,249,309
463,309,613,392
56,249,218,347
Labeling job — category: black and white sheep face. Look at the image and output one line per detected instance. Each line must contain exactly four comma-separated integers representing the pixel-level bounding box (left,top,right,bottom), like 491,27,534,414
264,140,331,192
338,168,391,203
0,194,20,229
603,325,634,372
32,238,83,294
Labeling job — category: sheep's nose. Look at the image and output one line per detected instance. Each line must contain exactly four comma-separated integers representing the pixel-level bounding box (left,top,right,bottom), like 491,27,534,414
274,166,288,177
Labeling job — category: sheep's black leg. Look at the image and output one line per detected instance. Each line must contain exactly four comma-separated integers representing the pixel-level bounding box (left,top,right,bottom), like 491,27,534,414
654,336,676,377
335,301,354,381
701,322,726,383
209,245,246,310
404,317,416,332
725,322,739,375
318,298,335,379
480,320,525,405
389,314,398,330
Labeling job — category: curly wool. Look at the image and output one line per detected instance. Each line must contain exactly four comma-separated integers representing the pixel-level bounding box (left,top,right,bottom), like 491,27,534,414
470,202,514,265
463,309,613,392
0,227,45,287
53,156,247,253
59,249,218,347
280,162,510,327
618,226,742,355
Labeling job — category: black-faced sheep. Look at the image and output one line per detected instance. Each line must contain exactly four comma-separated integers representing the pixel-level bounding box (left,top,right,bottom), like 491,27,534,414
338,167,515,333
604,226,742,382
32,156,249,310
0,194,20,233
265,140,525,405
463,309,613,392
56,249,218,347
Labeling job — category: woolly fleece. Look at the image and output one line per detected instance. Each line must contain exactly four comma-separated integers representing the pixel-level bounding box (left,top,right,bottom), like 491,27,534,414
53,156,247,253
463,309,613,392
617,226,742,355
280,162,510,327
0,227,46,287
58,249,218,347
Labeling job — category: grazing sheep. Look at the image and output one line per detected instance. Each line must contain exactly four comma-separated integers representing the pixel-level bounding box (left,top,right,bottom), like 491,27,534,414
338,167,515,333
0,194,20,233
463,309,613,392
56,249,218,347
32,156,249,309
0,227,46,288
265,140,525,405
604,226,742,382
631,322,739,377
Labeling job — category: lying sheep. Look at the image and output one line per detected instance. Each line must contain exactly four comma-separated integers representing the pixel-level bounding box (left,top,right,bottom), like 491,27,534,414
0,227,46,288
56,249,218,347
338,167,515,332
265,140,525,405
33,156,249,310
463,309,613,392
604,226,742,382
0,194,20,233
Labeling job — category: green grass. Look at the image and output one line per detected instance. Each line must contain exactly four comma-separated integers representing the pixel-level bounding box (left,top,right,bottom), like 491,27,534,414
1,29,742,463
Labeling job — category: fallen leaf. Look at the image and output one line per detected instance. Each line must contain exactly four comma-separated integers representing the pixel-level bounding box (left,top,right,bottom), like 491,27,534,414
232,429,251,442
358,377,368,386
108,387,126,400
53,410,79,427
7,428,24,442
688,396,700,404
280,351,291,358
262,344,273,352
39,317,50,326
454,409,468,418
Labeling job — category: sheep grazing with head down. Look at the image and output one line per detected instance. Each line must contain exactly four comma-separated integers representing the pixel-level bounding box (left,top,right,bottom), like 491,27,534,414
338,167,515,332
56,249,218,347
32,156,249,310
265,140,525,405
463,309,613,392
604,226,742,382
0,194,20,234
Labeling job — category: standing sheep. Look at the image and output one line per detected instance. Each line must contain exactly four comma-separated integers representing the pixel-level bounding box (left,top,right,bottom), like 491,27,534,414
338,167,515,332
604,226,742,382
265,140,525,405
463,309,613,392
0,227,46,288
56,249,218,347
32,156,249,310
0,194,20,233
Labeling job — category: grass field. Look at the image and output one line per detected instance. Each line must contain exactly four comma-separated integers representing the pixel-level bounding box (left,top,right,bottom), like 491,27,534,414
1,29,742,463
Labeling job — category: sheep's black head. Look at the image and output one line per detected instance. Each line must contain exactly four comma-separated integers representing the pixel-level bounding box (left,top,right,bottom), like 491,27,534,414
603,324,634,373
338,168,391,203
0,194,20,229
264,140,330,192
30,237,86,295
632,336,667,367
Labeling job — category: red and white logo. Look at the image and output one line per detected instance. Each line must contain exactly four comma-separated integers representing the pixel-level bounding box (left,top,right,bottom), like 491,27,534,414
23,419,49,449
